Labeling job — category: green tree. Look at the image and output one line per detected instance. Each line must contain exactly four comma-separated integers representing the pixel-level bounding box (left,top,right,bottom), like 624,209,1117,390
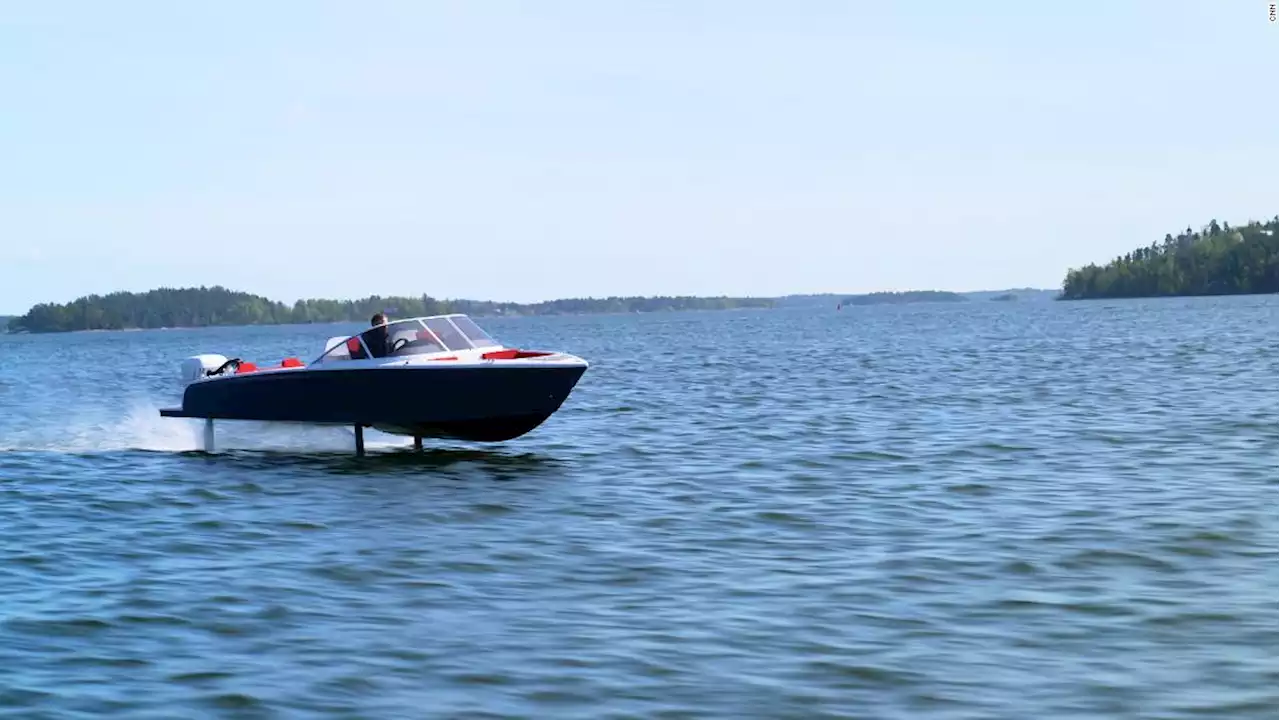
1061,216,1279,300
7,286,776,333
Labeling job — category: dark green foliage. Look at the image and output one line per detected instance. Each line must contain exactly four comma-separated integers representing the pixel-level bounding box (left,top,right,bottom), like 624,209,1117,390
840,290,967,305
1060,217,1279,300
961,288,1057,302
6,287,774,333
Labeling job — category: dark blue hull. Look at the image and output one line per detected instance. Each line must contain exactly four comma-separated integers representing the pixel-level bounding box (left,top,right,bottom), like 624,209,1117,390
159,364,587,442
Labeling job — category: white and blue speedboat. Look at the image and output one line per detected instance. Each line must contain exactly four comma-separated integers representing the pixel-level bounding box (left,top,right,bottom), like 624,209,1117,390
159,314,588,453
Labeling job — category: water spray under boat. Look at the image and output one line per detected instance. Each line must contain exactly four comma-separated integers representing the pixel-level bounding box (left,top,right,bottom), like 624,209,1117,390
158,314,589,454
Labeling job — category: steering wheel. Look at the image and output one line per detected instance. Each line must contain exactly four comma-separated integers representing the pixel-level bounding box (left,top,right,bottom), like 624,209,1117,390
206,358,241,376
391,337,409,353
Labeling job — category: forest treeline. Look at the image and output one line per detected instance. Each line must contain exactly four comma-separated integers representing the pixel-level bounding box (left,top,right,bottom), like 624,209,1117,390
11,218,1275,332
1060,217,1278,300
6,287,774,333
839,290,966,305
842,290,969,305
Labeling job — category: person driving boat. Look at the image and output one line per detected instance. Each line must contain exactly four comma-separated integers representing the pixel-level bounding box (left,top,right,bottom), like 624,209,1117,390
360,312,391,358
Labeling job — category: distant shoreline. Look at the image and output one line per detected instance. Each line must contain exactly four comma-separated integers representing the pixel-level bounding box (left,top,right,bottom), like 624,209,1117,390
6,216,1277,330
7,308,783,335
1056,290,1277,302
5,286,1063,333
7,285,1271,335
5,288,782,334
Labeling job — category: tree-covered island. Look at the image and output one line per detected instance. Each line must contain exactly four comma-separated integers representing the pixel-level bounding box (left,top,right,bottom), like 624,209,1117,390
7,287,775,333
1060,217,1278,300
839,290,966,305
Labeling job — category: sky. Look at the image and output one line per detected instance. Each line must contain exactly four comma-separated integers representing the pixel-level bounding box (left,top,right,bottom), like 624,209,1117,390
0,1,1276,312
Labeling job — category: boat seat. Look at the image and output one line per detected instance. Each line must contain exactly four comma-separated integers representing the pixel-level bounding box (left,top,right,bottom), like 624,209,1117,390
235,361,259,373
346,337,367,359
481,349,553,360
281,357,304,368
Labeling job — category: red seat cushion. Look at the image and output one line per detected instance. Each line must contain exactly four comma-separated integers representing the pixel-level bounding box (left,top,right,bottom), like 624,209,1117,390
235,361,259,373
481,349,552,360
281,357,304,368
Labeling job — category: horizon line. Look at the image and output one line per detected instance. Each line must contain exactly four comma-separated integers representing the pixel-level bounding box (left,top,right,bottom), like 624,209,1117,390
0,285,1063,315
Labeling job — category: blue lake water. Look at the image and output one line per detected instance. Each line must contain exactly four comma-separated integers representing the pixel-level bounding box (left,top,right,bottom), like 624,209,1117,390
0,296,1276,718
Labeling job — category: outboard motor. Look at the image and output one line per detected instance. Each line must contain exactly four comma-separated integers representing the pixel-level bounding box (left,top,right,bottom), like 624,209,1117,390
180,354,230,384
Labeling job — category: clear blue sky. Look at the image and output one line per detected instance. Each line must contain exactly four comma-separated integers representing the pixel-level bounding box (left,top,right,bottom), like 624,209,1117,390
1,2,1276,312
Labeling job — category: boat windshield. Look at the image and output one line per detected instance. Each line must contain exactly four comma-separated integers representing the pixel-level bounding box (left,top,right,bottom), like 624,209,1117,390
315,315,501,362
447,314,499,348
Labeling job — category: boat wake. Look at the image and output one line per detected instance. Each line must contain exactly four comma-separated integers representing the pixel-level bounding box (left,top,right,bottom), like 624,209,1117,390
0,399,413,454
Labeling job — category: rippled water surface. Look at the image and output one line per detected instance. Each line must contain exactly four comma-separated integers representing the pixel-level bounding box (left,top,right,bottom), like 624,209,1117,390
1,296,1276,718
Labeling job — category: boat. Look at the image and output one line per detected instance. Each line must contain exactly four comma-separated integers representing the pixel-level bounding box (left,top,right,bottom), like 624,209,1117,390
158,314,589,453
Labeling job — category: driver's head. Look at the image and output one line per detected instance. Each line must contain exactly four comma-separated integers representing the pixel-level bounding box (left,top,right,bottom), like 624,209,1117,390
371,312,387,327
